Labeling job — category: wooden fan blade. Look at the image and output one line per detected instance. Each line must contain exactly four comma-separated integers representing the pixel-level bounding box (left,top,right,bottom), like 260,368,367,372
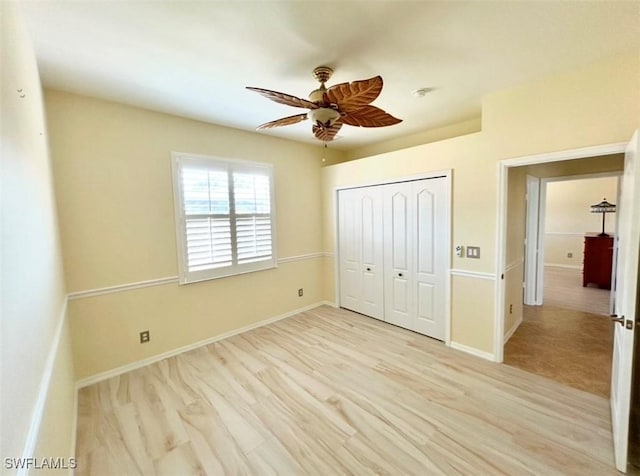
325,76,383,112
312,120,343,142
246,87,318,109
341,105,402,127
257,113,308,130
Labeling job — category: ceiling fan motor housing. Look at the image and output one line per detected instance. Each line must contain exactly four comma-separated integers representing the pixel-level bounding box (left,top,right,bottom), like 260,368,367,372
312,66,333,84
308,88,326,103
309,66,333,102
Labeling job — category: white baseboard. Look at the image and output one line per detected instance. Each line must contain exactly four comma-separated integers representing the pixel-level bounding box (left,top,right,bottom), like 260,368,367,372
544,263,582,270
449,341,496,362
76,301,330,389
19,298,68,476
544,232,584,237
503,315,523,344
504,259,523,274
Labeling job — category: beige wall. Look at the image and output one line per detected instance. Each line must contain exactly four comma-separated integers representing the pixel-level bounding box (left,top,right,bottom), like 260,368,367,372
482,53,640,158
1,2,75,470
506,168,526,268
322,132,496,272
345,117,482,162
45,90,343,379
544,176,619,267
322,51,639,356
46,91,344,292
525,154,624,179
69,258,325,378
504,167,526,338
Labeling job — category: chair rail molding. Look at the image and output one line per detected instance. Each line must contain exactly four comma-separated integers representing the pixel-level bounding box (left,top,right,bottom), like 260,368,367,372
68,252,328,300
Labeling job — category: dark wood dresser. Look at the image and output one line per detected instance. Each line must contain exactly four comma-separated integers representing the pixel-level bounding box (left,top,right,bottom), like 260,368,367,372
582,234,614,289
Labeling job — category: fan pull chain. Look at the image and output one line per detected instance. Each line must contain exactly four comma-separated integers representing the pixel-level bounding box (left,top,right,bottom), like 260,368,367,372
322,142,327,163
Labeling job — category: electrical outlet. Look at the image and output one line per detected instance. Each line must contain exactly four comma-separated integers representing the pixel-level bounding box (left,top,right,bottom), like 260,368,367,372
139,330,150,344
298,288,304,297
567,252,573,258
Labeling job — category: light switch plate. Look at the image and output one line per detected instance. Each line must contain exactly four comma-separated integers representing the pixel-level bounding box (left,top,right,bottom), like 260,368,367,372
466,246,480,259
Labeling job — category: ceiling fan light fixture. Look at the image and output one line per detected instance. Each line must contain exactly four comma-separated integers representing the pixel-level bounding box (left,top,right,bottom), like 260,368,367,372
246,66,402,142
307,107,340,127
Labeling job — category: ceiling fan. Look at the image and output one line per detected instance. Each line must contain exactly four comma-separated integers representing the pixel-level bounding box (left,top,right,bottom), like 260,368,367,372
246,66,402,142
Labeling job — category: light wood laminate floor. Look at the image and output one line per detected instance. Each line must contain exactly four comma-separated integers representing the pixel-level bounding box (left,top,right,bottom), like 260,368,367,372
543,265,611,316
77,306,617,475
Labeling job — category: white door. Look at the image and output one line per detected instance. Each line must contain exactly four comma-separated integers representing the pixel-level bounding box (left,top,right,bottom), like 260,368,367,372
611,130,639,472
383,178,449,340
610,176,623,316
383,182,415,329
413,178,448,340
524,175,541,305
338,187,384,319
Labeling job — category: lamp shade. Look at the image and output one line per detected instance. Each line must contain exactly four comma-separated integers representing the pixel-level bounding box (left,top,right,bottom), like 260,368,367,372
590,198,616,214
590,197,616,236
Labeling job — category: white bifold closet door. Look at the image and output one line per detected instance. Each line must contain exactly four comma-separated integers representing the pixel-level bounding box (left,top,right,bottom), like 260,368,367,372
338,186,384,320
383,179,447,340
338,177,448,341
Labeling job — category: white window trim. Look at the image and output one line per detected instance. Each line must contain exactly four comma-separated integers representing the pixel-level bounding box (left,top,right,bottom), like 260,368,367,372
171,152,278,284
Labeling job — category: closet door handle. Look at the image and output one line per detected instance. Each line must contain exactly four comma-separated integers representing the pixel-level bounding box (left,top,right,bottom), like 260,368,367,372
398,272,403,277
366,267,371,272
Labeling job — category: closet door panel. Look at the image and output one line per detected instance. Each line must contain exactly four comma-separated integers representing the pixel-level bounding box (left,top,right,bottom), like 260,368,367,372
416,189,435,275
338,187,384,320
359,188,384,319
413,179,447,340
338,189,362,313
391,192,409,270
384,185,414,329
417,282,435,322
361,195,375,264
392,276,409,313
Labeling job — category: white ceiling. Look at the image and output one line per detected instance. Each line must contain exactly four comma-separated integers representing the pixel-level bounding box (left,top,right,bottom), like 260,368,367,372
19,1,640,151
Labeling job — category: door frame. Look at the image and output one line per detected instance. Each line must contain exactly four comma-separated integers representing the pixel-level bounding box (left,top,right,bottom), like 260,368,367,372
333,169,453,345
524,171,622,308
524,175,541,305
495,142,627,362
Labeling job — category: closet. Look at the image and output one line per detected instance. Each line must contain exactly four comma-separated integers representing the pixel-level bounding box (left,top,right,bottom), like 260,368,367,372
338,176,450,341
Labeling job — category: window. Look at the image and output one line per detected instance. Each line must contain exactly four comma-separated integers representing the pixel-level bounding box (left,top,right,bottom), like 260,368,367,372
172,153,277,284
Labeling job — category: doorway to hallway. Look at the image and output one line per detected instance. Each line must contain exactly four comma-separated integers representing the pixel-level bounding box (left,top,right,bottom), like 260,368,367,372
504,264,613,398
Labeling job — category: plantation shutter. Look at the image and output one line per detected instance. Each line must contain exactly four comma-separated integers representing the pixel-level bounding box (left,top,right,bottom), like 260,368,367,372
182,167,232,271
233,172,273,264
173,154,276,284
